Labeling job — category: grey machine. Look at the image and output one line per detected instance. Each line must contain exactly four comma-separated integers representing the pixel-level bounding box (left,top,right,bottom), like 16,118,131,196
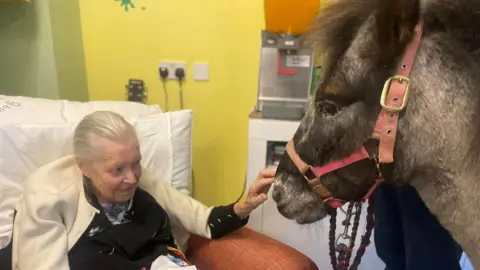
255,30,315,120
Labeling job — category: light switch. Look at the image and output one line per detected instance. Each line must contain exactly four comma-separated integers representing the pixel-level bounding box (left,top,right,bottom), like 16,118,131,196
193,62,210,81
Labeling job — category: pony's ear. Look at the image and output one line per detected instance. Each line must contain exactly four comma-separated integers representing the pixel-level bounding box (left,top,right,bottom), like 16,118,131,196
374,0,421,60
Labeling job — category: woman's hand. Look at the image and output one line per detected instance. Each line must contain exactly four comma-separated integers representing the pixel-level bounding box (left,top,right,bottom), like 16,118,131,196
234,169,276,219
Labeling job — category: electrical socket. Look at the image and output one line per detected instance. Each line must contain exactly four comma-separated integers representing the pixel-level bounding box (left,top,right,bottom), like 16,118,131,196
158,61,187,80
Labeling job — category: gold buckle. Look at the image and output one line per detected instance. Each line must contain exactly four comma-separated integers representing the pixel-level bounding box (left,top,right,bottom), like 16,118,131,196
380,75,411,112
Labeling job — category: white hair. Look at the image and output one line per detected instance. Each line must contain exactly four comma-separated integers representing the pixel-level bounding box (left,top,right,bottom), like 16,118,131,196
73,111,137,160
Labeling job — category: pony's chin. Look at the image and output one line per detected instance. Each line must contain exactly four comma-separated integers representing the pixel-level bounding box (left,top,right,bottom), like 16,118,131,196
294,211,327,225
277,205,328,225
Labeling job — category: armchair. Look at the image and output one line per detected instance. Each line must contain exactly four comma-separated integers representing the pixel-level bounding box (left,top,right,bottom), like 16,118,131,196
187,227,318,270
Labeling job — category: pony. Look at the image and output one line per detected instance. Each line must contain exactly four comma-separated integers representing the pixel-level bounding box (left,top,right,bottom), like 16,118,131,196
271,0,480,268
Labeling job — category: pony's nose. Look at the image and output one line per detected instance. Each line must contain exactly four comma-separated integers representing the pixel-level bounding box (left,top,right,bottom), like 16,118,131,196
277,203,288,217
272,185,283,203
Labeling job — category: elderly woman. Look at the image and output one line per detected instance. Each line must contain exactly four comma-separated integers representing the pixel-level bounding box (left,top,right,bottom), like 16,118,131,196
3,111,274,270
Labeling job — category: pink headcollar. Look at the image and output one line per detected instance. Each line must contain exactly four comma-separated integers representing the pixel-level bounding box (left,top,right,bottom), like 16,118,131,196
286,140,383,208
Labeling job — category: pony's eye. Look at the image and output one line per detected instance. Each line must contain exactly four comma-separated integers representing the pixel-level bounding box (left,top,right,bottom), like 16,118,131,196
317,100,341,116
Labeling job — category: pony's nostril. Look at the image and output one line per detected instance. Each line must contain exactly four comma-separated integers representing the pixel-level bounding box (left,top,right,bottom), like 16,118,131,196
277,203,288,216
272,187,283,202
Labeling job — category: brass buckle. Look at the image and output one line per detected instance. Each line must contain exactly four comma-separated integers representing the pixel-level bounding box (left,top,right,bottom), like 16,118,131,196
380,75,411,112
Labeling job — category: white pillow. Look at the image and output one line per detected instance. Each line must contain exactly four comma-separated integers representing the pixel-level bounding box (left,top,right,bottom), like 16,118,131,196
0,110,193,248
0,95,163,125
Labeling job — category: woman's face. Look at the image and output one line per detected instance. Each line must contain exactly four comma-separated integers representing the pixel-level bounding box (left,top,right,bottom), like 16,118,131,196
80,136,142,204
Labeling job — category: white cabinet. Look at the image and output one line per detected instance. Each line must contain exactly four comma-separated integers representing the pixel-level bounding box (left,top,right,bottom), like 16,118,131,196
245,117,385,269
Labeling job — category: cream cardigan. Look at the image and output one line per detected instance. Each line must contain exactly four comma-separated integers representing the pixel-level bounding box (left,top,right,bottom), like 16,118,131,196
11,155,213,270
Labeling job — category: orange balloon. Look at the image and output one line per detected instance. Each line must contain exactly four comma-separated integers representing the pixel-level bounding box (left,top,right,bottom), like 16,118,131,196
264,0,321,35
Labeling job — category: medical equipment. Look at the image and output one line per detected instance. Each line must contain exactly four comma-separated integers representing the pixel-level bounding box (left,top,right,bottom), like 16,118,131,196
254,0,319,120
254,31,315,120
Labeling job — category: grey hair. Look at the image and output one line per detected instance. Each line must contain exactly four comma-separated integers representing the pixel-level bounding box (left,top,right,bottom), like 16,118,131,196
73,111,137,160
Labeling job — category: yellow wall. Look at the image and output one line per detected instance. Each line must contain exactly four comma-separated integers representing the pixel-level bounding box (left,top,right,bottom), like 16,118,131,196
79,0,264,206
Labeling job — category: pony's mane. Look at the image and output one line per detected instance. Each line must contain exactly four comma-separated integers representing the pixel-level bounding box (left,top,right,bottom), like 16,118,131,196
308,0,421,68
422,0,480,54
309,0,480,64
307,0,373,72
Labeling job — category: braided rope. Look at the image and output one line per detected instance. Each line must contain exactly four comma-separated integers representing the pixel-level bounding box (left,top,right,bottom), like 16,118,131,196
345,203,362,268
328,196,376,270
336,203,354,269
349,196,375,269
329,209,338,270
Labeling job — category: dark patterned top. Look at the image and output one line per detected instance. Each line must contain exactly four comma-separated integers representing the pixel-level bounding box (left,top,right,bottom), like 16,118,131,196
83,176,135,236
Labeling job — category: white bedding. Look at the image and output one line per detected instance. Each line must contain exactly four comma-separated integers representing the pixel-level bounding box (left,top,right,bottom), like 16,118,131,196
0,95,163,124
0,96,194,249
